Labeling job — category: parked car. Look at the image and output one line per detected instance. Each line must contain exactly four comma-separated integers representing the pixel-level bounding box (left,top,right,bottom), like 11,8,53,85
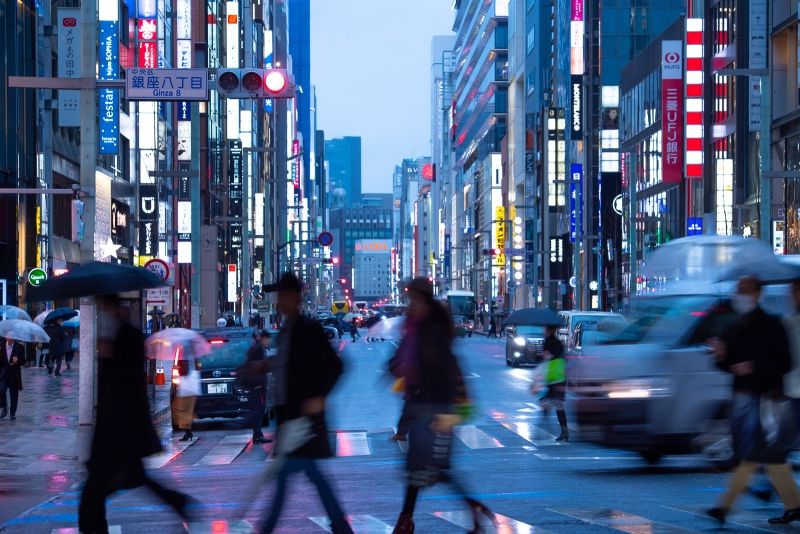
321,317,343,338
171,327,273,426
322,325,338,340
504,324,547,367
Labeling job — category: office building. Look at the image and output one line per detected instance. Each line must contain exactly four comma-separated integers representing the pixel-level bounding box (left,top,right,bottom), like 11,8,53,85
325,136,362,208
353,239,392,300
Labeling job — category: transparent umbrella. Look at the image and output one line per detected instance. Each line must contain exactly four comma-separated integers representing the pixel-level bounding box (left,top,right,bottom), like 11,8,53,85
0,319,50,343
367,316,405,341
145,328,212,361
0,305,32,322
33,310,53,326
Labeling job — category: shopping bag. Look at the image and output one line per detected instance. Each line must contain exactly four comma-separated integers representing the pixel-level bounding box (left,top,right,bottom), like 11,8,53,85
759,394,797,462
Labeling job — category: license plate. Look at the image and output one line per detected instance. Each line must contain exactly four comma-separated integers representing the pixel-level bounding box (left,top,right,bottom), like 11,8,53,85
207,382,228,394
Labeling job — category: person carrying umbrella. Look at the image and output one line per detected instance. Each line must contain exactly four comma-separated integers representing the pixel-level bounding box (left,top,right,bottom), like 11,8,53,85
0,337,25,420
531,324,569,441
390,277,492,534
172,344,201,442
44,317,67,377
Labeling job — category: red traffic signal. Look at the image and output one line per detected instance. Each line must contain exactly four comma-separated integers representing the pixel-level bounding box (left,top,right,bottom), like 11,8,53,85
265,70,287,93
332,257,340,265
215,68,295,99
340,278,347,284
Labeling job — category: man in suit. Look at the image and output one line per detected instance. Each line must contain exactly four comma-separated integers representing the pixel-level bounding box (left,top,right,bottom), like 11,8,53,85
44,318,66,376
259,272,353,534
0,337,25,419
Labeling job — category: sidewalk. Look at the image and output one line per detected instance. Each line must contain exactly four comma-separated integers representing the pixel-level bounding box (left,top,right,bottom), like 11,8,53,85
0,357,171,476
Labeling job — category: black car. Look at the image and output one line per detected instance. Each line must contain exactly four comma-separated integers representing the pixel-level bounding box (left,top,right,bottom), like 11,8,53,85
171,327,273,427
504,324,547,367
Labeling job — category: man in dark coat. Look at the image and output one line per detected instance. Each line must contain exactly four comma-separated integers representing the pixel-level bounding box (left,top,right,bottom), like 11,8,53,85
44,318,66,376
243,329,272,443
0,337,25,419
78,295,196,533
259,273,352,534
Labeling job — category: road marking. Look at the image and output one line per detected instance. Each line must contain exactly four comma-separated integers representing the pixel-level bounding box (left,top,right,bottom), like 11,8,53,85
193,434,251,466
454,425,504,449
433,510,550,533
335,431,371,457
551,508,700,533
183,520,254,533
310,514,392,533
144,437,197,469
465,372,481,379
534,453,641,460
52,528,121,534
497,420,563,447
663,505,781,533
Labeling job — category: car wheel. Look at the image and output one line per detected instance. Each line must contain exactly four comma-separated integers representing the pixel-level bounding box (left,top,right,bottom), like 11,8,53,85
468,332,472,338
511,358,520,368
693,417,736,469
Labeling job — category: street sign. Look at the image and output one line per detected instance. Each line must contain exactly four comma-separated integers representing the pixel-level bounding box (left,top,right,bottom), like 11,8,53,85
318,231,334,247
612,194,624,216
125,68,208,101
256,300,270,313
28,268,47,287
146,286,169,304
505,248,526,256
144,258,169,282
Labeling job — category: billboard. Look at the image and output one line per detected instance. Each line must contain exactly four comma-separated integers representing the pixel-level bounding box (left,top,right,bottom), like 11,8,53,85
661,40,684,184
98,11,120,155
570,164,583,242
57,9,80,127
570,76,583,140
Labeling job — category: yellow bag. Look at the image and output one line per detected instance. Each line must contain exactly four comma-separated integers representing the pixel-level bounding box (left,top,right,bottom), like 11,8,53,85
391,377,405,393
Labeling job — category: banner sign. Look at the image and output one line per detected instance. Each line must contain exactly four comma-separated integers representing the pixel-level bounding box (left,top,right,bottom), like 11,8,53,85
126,68,208,101
98,18,120,154
570,75,583,140
495,206,506,266
138,184,158,257
229,141,243,250
661,40,684,184
570,164,583,242
57,8,81,127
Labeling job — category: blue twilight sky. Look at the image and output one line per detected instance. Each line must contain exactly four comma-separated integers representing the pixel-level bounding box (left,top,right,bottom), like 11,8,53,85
311,1,455,193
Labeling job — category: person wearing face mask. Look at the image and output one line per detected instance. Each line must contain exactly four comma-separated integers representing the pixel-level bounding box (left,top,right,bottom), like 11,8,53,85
707,276,800,525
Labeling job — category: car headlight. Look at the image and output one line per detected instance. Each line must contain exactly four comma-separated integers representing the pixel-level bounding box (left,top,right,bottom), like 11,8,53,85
513,336,526,347
606,378,671,399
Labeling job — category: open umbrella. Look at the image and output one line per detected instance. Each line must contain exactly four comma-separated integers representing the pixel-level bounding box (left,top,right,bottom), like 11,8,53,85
28,261,163,301
43,307,78,325
717,257,800,284
145,328,212,361
0,305,32,322
502,307,562,327
0,319,50,343
33,310,52,326
367,316,405,341
63,311,80,328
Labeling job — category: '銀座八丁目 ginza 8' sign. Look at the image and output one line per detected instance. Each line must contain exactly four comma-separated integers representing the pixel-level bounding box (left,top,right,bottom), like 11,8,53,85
125,68,208,101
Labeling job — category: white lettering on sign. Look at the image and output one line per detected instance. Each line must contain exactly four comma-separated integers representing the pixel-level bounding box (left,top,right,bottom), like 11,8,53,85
126,68,208,101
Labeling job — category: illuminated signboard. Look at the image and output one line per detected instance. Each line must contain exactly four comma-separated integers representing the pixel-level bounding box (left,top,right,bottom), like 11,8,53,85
57,9,80,127
570,164,582,242
570,76,583,140
685,19,704,178
495,206,506,266
98,2,119,155
661,41,684,184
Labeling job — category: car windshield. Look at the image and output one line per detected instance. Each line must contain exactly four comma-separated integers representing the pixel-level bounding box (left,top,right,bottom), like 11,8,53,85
606,296,715,344
573,317,626,332
516,325,546,336
200,338,251,368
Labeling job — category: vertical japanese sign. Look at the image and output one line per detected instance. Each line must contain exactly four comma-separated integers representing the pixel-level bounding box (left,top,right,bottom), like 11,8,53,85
137,18,158,68
57,9,81,127
176,0,192,66
661,40,683,184
495,206,506,267
98,2,120,154
570,164,583,242
229,141,243,254
685,19,704,178
138,184,159,257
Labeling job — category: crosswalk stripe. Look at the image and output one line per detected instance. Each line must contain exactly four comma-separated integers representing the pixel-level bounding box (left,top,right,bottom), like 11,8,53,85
497,420,563,447
335,431,371,457
454,425,504,449
433,510,550,533
551,508,700,533
144,437,197,469
52,527,121,534
663,505,782,533
193,434,251,466
310,514,392,533
391,427,409,453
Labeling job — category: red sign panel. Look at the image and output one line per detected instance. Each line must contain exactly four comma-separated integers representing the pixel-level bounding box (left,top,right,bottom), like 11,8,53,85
138,41,157,68
661,41,684,184
137,18,157,41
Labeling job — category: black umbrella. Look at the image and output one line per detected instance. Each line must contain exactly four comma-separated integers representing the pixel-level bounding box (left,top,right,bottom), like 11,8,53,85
502,307,562,327
44,307,78,324
28,261,163,301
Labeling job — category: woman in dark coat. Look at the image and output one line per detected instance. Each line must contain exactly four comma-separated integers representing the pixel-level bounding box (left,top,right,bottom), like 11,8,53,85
390,277,493,534
78,294,196,533
0,338,25,419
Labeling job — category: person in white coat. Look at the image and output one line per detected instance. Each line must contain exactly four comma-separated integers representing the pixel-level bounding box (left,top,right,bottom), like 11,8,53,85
172,350,201,441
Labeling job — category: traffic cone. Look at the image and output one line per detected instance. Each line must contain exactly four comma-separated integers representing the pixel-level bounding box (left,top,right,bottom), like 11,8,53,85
155,362,166,385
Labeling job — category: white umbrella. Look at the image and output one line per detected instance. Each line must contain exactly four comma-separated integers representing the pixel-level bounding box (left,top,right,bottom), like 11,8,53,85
367,316,405,340
33,310,52,326
145,328,212,361
0,319,50,343
0,305,32,322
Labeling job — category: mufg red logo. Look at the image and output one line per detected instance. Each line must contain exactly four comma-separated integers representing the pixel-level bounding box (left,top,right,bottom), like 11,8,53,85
664,51,680,64
62,17,77,27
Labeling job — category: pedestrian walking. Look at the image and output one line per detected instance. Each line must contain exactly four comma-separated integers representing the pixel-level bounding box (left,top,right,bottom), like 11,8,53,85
390,276,492,534
43,318,66,376
64,327,77,370
349,319,359,342
258,273,353,534
239,329,272,444
0,337,25,420
531,325,569,441
487,316,497,338
707,276,800,525
78,294,197,533
172,348,201,442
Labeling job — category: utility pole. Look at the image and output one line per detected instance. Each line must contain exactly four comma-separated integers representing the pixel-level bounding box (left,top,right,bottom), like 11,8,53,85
78,0,98,426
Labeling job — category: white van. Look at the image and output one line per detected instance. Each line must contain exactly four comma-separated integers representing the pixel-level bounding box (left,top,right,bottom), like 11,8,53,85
566,236,796,465
558,310,625,349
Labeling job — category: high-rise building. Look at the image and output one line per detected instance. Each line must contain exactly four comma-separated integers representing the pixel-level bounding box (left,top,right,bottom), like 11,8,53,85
289,0,312,196
329,205,393,294
353,239,392,300
325,136,362,208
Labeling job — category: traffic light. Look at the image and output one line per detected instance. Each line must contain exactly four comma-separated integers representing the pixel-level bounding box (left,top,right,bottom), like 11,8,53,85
340,278,347,284
71,198,85,243
482,248,501,256
215,68,295,99
332,257,340,265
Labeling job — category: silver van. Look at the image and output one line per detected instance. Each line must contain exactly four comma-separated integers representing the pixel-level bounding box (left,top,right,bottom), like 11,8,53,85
558,310,624,349
566,236,795,465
